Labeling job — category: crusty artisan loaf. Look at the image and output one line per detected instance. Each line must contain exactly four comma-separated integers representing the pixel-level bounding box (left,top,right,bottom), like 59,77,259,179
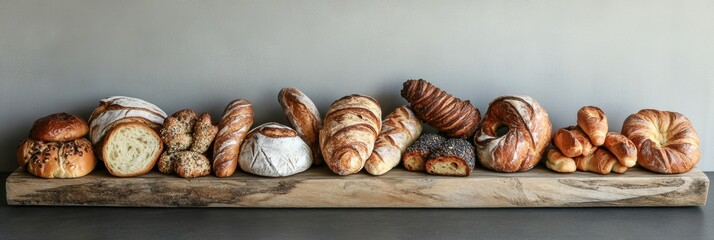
213,99,254,177
278,87,323,165
553,126,595,158
17,138,96,178
88,96,167,145
474,95,552,172
621,109,700,174
577,106,608,146
425,138,476,177
365,106,422,175
402,133,446,171
574,148,628,174
100,122,163,177
319,94,382,175
30,113,89,142
401,79,480,139
545,147,576,173
602,132,637,168
238,122,312,177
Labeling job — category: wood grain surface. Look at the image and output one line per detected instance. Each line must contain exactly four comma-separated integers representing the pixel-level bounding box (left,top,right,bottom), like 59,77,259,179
5,166,709,207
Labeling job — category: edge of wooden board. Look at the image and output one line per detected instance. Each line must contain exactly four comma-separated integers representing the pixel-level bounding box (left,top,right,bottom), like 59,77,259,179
6,166,709,208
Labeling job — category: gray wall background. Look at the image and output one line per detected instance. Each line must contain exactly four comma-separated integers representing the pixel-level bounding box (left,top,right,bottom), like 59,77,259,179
1,0,712,172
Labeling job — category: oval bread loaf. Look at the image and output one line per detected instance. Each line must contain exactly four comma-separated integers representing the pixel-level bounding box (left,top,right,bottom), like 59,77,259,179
364,105,422,175
213,99,254,177
278,87,323,165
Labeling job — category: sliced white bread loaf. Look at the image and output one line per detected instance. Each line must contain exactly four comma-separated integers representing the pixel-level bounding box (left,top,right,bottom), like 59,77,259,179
101,122,163,177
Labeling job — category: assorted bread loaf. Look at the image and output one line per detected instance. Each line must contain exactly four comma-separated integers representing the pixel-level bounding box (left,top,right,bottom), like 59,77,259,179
13,81,705,180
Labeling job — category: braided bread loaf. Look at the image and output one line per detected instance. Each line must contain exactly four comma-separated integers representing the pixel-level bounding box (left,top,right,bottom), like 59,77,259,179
401,79,480,139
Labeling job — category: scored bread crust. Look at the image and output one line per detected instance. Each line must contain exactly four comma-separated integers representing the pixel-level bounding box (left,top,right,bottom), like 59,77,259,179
88,96,167,145
213,99,254,177
474,95,552,172
319,94,382,175
621,109,700,174
101,122,163,177
278,87,323,165
30,113,89,142
577,106,608,146
17,138,96,178
365,105,422,175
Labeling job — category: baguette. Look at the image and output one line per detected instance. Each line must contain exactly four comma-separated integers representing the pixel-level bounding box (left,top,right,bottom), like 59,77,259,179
364,106,422,175
212,99,254,177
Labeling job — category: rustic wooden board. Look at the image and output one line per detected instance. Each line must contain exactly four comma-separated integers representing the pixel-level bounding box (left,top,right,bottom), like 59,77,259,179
5,165,709,207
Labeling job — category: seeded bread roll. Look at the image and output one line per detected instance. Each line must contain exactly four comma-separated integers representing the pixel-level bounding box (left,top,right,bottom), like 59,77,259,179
425,138,476,177
160,109,198,152
191,113,218,153
17,138,96,178
174,151,211,178
365,106,422,175
213,99,254,177
238,122,312,177
30,113,89,142
88,96,167,145
577,106,608,146
545,147,576,173
278,87,323,165
320,94,382,175
401,79,480,139
402,133,446,171
100,122,163,177
602,132,637,167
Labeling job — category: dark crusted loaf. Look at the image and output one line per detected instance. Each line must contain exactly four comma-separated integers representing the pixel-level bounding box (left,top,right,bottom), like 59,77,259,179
426,138,476,177
402,133,446,171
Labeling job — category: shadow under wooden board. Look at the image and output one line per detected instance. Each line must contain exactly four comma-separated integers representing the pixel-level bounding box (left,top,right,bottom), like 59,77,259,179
5,165,709,208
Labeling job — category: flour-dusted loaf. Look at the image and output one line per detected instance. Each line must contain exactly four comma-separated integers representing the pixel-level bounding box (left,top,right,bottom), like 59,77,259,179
278,87,323,165
365,106,422,175
88,96,167,145
100,122,163,177
213,99,254,177
238,122,312,177
425,138,476,177
402,133,446,171
320,94,382,175
474,95,552,172
17,138,96,178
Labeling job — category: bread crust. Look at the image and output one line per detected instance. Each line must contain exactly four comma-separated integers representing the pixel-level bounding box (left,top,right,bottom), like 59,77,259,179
278,87,323,165
320,94,382,175
602,132,637,167
425,138,476,176
365,106,422,175
577,106,608,146
88,96,167,145
621,109,700,174
474,95,552,172
402,133,446,171
213,99,254,177
18,138,96,178
545,147,576,173
401,79,480,139
30,113,89,142
101,122,162,177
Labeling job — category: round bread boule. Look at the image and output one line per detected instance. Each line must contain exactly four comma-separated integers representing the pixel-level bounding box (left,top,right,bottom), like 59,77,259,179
30,113,89,142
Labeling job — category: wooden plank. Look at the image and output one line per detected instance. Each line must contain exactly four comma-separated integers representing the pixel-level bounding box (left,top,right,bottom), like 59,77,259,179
5,165,709,207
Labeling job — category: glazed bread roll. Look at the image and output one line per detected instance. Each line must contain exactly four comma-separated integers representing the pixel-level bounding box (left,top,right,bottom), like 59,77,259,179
401,79,480,139
213,99,254,177
545,147,576,173
88,96,167,145
402,133,447,171
577,106,608,146
574,148,628,174
30,113,89,142
278,87,323,165
553,126,595,158
474,95,552,172
365,106,422,175
621,109,700,174
425,138,476,177
602,132,637,168
238,122,312,177
17,138,96,178
320,94,382,175
100,122,163,177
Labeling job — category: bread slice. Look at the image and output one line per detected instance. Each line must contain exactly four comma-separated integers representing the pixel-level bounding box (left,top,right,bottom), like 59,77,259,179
101,122,163,177
425,139,476,177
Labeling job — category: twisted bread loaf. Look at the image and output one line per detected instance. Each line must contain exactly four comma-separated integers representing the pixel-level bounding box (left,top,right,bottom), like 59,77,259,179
320,94,382,175
401,79,480,139
474,95,552,172
213,99,254,177
622,109,700,174
364,105,422,175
